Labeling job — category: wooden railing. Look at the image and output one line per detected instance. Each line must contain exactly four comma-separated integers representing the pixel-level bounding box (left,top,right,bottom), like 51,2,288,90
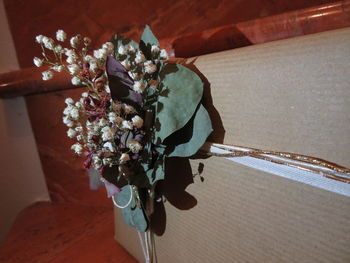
1,0,349,99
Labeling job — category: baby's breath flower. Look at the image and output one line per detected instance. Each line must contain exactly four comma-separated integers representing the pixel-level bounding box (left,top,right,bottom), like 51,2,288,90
160,49,169,59
132,81,145,93
71,143,83,155
42,70,53,81
64,49,76,57
130,72,143,81
35,35,44,44
127,140,142,153
119,153,130,164
84,55,94,62
118,45,127,55
144,61,157,74
42,37,55,50
71,76,81,86
103,157,113,166
135,51,145,63
81,92,89,98
67,128,77,138
54,45,63,54
151,45,160,54
75,125,83,133
70,35,81,48
68,64,80,75
132,115,143,128
121,60,131,70
101,126,114,141
92,156,102,169
63,116,74,127
66,55,76,64
93,49,107,60
52,65,64,72
108,112,118,123
75,101,83,109
121,120,133,130
99,118,108,127
128,45,136,54
83,37,91,46
33,57,43,67
56,29,67,42
70,107,79,120
102,42,114,54
103,142,115,152
123,104,136,115
65,98,74,105
89,60,99,72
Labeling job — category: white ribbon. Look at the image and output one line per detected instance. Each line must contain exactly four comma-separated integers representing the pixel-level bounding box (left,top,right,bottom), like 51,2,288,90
206,142,350,197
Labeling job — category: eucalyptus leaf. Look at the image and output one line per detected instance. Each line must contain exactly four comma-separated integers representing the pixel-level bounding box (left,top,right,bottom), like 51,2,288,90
116,186,148,232
141,25,159,47
142,157,165,185
154,63,203,143
166,104,213,157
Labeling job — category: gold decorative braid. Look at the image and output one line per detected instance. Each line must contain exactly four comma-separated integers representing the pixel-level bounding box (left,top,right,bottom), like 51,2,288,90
200,143,350,184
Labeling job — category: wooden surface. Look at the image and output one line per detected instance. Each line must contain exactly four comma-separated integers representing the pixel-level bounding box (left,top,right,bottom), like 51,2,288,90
0,202,137,263
2,1,349,98
4,0,337,68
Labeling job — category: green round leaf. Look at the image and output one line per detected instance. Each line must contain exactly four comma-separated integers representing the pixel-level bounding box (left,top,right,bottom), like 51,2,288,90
154,63,204,143
141,25,159,47
116,186,148,232
166,104,213,157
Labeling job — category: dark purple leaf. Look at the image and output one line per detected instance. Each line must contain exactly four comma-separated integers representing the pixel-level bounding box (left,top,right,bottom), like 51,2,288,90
106,56,142,106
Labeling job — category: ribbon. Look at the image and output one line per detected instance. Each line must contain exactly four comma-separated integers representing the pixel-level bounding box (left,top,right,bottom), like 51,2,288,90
201,142,350,197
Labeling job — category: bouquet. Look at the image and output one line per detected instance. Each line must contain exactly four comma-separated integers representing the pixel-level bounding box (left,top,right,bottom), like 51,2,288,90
33,26,213,233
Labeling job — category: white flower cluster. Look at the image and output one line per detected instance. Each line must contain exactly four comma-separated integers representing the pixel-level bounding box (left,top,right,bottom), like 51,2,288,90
114,43,168,95
34,30,114,89
35,29,171,174
61,89,145,170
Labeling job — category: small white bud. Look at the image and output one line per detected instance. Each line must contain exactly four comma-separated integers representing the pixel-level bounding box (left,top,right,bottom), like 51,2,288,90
54,45,63,54
68,64,80,75
121,120,133,130
35,35,44,44
121,60,131,70
128,45,136,53
65,98,74,105
52,65,64,72
151,45,160,54
132,115,144,128
71,76,81,86
132,81,145,93
127,140,142,153
118,45,127,55
160,49,169,59
42,70,53,81
42,37,55,50
56,29,67,42
33,57,43,67
70,35,81,48
67,128,77,138
135,51,146,63
144,61,157,74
